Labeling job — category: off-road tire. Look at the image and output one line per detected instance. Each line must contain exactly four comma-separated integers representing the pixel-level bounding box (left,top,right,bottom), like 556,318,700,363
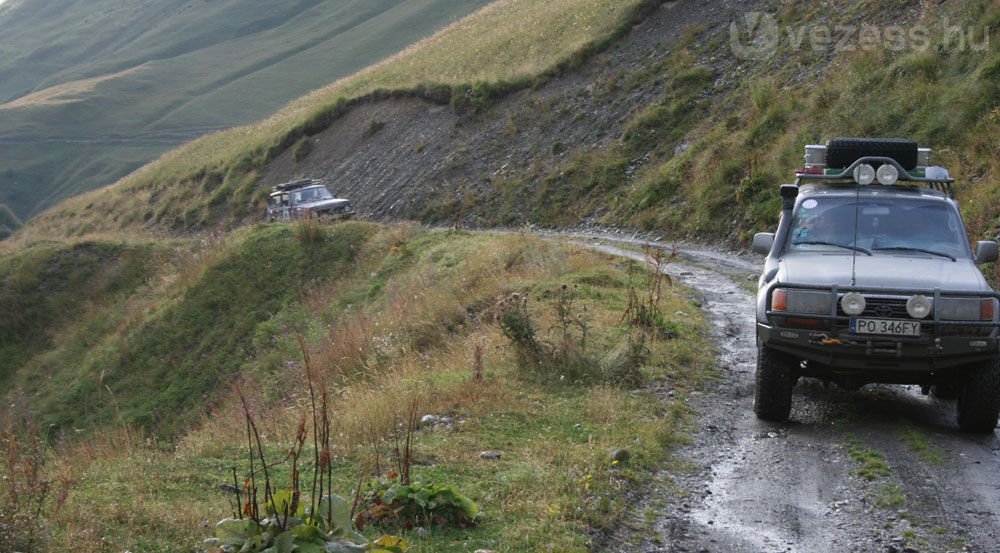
826,138,919,170
754,344,797,422
956,360,1000,433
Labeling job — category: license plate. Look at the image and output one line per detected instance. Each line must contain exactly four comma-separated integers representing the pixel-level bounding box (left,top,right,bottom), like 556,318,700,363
850,318,921,337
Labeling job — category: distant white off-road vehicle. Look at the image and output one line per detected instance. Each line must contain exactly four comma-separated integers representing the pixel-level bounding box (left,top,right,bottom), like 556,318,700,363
266,179,354,222
752,138,1000,432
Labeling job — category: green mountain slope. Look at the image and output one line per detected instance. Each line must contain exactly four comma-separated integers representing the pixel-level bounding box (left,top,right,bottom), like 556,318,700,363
0,0,492,220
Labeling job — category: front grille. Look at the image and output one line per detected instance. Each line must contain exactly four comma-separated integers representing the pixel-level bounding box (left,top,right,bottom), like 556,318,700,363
836,296,914,319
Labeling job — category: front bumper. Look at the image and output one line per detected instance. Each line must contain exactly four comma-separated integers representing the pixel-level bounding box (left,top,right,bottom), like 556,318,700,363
758,321,1000,382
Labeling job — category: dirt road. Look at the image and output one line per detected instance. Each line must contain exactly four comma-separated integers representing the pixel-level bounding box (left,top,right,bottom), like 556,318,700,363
571,235,1000,553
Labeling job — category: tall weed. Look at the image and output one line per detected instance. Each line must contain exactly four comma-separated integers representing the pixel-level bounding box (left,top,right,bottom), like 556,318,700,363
0,402,71,553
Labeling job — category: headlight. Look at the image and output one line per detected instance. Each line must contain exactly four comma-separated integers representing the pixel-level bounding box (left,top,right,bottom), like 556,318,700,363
937,297,997,321
841,292,866,315
906,295,932,319
772,289,833,314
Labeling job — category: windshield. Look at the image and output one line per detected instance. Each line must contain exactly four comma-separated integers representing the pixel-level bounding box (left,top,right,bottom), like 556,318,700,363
786,196,970,259
291,186,334,204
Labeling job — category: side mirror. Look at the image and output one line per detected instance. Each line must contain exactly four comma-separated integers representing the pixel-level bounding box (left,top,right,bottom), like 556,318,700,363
975,241,998,264
752,232,775,255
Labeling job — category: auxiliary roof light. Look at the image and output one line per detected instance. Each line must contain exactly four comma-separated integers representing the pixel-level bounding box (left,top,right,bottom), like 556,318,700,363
906,295,932,319
876,164,899,185
841,292,866,316
853,164,876,185
925,166,950,181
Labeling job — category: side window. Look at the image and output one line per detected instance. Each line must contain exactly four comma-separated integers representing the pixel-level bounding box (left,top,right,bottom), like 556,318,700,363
281,194,290,207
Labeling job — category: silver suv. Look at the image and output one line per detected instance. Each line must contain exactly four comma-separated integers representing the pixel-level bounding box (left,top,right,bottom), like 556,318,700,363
752,138,1000,432
266,179,354,222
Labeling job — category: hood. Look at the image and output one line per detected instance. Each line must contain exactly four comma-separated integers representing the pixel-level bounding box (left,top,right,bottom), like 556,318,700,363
778,252,990,292
301,198,350,210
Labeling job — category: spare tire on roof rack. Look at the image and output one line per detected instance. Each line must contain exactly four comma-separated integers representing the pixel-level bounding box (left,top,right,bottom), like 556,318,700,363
825,138,919,170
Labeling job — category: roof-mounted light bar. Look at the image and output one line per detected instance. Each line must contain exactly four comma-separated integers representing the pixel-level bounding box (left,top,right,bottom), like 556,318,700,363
794,155,955,198
796,156,953,184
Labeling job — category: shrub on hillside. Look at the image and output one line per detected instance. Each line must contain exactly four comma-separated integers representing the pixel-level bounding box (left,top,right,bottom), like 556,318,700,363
496,291,544,370
293,217,326,244
496,285,600,382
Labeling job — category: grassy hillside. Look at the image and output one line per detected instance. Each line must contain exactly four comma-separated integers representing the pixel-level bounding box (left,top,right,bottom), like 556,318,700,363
1,223,714,551
0,0,492,220
1,223,375,437
595,0,1000,244
17,0,1000,259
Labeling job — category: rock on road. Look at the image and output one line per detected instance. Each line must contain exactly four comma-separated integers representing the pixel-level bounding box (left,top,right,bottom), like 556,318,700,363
572,234,1000,553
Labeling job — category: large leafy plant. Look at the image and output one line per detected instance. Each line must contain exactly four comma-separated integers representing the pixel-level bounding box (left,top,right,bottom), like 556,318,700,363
205,495,397,553
358,481,478,530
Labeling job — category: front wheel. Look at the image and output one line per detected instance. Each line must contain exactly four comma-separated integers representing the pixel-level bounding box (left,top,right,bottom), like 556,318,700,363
930,383,959,401
754,344,797,421
956,360,1000,433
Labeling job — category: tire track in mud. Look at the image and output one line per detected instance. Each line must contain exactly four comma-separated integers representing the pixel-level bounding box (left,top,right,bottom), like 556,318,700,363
565,234,1000,553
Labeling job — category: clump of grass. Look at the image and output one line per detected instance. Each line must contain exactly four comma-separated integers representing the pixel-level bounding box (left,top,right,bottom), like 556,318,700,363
363,119,386,138
292,217,326,244
292,137,313,162
846,437,891,480
875,483,906,510
898,424,946,466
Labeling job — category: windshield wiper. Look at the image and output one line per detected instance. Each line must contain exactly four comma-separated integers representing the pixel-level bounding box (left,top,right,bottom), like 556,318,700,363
792,241,872,256
873,246,956,262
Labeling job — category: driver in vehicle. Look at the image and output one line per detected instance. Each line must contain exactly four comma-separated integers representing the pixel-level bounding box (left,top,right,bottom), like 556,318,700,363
791,205,861,250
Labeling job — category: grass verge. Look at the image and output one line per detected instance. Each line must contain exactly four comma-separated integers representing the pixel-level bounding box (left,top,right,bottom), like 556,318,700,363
2,226,715,552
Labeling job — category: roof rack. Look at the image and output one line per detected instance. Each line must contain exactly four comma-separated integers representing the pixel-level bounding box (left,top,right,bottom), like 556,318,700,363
793,141,955,198
272,178,324,193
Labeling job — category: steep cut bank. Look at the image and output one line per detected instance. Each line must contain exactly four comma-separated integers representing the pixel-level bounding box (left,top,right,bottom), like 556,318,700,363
256,0,729,224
